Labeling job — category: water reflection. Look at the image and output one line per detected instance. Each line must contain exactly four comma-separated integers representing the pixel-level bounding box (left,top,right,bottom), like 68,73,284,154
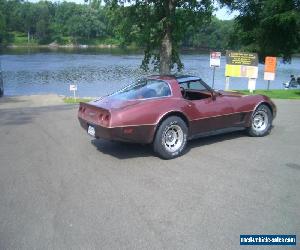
1,48,299,97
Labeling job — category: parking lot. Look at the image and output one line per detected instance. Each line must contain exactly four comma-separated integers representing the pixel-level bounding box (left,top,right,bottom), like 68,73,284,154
0,96,299,249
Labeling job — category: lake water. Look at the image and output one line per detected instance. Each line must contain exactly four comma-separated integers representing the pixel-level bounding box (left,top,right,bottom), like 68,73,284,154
1,48,299,97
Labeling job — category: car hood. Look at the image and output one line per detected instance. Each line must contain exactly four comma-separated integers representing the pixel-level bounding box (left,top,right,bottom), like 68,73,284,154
89,96,142,110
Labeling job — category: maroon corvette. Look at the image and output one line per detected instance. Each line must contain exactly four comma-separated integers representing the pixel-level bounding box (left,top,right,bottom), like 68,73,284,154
78,75,276,159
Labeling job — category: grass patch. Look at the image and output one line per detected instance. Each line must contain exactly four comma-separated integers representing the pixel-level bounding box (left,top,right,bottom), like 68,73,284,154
10,32,38,46
63,97,92,104
237,89,300,99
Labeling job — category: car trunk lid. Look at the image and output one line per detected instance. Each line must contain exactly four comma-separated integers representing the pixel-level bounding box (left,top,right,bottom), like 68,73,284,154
91,96,142,110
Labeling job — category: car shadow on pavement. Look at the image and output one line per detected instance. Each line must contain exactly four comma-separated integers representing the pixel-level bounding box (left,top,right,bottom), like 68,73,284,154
186,129,248,154
91,129,249,160
91,139,154,159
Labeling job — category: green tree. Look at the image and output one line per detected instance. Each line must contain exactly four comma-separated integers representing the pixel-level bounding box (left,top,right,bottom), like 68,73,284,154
34,2,52,43
67,7,106,41
221,0,300,62
12,1,41,43
182,17,234,50
107,0,213,74
0,10,6,44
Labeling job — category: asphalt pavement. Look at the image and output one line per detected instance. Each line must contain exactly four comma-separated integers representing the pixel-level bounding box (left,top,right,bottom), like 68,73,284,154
0,96,299,250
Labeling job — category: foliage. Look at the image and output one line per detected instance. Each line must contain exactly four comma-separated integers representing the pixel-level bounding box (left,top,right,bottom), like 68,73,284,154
182,16,235,50
0,0,109,45
106,0,213,72
1,0,299,69
221,0,300,62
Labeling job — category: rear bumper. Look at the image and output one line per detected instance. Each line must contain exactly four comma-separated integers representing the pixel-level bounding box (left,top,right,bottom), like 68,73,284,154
78,117,156,144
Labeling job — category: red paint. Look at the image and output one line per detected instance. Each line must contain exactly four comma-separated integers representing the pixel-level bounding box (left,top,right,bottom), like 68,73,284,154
78,75,277,144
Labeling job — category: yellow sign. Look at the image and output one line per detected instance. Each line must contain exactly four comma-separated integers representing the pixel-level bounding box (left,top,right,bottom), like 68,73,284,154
225,65,258,78
226,51,258,66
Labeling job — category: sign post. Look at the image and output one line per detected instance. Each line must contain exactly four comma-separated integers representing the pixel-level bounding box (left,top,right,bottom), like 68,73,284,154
225,51,259,92
210,52,221,89
264,57,277,91
225,77,230,91
70,84,77,101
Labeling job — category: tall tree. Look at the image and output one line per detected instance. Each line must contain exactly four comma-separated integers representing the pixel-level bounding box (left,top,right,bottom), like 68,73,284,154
182,16,235,50
107,0,213,74
0,10,6,44
220,0,300,62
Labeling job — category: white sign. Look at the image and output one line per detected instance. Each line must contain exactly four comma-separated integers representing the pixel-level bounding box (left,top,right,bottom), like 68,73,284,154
264,72,275,81
248,78,257,93
70,84,77,91
210,52,221,67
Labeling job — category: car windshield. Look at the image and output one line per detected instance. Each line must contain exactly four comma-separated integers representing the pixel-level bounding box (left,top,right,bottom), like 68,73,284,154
110,79,171,100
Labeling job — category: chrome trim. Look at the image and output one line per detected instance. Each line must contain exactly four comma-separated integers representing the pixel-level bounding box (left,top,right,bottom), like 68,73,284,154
108,123,156,129
110,110,255,129
252,101,265,116
190,110,254,122
90,107,259,129
156,110,191,125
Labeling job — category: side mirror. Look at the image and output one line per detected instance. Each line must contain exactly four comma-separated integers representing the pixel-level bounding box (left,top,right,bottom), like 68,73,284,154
211,91,217,101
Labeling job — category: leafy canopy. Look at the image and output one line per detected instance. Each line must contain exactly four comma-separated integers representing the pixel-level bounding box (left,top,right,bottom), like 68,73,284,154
106,0,213,71
221,0,300,62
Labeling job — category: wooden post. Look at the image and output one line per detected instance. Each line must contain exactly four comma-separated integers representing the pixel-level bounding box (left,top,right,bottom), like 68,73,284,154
212,66,216,89
225,77,230,90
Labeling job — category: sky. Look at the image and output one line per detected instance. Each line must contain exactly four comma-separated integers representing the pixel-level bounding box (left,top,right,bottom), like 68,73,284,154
214,6,238,20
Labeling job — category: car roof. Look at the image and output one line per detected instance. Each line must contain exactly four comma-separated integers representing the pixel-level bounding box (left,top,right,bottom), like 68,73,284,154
148,75,201,83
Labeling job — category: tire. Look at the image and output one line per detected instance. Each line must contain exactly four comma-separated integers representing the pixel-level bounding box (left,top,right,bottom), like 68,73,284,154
247,104,273,137
153,116,188,159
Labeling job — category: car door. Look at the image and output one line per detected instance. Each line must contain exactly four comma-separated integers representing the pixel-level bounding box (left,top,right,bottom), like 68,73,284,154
183,80,236,135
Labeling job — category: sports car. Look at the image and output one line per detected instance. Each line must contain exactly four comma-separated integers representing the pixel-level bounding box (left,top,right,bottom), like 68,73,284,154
78,75,276,159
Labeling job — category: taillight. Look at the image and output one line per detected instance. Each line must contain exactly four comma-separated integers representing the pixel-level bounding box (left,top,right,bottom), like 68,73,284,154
79,106,86,113
101,114,110,126
103,114,110,121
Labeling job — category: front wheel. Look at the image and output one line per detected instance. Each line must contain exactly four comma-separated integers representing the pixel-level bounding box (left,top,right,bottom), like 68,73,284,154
247,104,273,137
153,116,188,159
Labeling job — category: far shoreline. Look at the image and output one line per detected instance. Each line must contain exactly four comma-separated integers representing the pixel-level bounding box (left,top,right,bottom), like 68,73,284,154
5,44,118,49
1,45,300,58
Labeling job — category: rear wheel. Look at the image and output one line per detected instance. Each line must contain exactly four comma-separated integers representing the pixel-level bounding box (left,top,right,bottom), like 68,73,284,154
153,116,188,159
247,104,273,137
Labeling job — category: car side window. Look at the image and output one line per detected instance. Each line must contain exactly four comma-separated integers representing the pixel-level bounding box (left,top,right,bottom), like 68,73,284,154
180,80,212,101
187,80,207,91
145,80,171,98
111,79,171,100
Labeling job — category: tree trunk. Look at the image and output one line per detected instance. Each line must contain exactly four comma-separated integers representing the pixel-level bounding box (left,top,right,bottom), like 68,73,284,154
159,27,172,75
159,0,174,75
27,31,30,44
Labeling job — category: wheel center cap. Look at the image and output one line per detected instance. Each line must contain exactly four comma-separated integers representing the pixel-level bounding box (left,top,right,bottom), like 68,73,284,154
166,131,174,142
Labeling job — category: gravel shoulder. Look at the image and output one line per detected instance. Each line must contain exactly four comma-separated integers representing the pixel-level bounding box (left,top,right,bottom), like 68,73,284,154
0,94,65,109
